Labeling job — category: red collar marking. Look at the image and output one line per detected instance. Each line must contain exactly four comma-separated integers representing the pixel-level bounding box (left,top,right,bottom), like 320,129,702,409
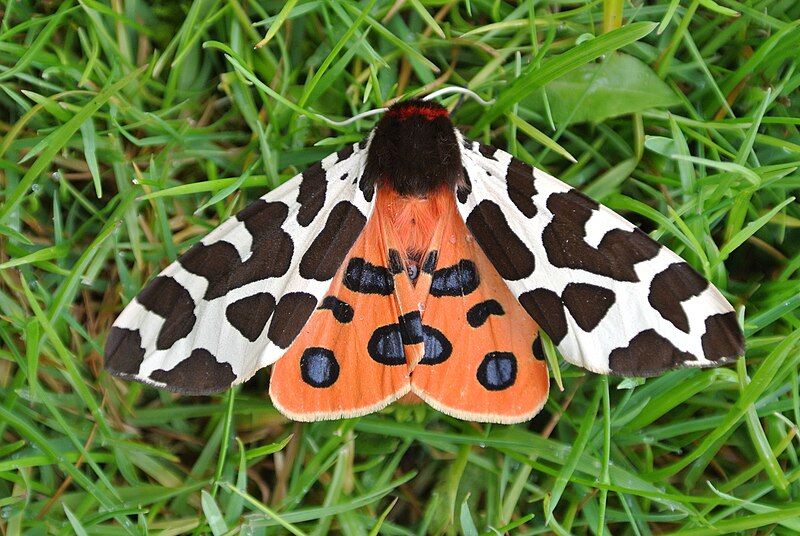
387,105,449,121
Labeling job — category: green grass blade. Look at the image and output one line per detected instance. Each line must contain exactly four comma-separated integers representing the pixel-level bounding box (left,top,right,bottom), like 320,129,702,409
255,0,300,49
473,22,657,130
0,66,145,223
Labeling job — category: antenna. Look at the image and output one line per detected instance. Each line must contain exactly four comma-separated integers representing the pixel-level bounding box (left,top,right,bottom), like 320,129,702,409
421,86,495,106
314,86,494,126
315,107,389,127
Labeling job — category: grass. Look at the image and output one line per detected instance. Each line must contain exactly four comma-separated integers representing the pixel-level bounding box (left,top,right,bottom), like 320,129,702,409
1,0,799,534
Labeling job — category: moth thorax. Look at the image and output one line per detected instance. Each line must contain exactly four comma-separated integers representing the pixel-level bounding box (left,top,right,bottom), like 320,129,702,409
363,99,463,197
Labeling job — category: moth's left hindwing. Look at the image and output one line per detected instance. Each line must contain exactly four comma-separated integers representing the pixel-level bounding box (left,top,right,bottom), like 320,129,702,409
458,135,744,377
105,142,375,394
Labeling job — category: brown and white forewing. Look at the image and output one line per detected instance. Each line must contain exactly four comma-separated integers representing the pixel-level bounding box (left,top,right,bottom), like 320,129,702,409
105,142,375,394
457,135,744,377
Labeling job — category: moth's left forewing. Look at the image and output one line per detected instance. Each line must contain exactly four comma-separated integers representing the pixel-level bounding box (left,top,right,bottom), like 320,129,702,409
105,142,375,394
456,134,744,377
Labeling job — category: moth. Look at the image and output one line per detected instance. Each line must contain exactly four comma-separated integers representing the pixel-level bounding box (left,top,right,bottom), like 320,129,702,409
105,97,744,423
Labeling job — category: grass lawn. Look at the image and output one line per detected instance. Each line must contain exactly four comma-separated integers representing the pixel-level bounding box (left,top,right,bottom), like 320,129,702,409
2,0,800,534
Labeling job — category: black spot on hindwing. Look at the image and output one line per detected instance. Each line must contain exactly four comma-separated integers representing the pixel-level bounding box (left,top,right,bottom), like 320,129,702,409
467,299,505,328
343,258,394,295
701,312,744,361
466,200,535,281
137,276,196,350
648,263,709,332
150,348,236,394
226,292,276,342
399,311,424,345
419,326,452,365
430,260,479,297
532,337,545,361
368,324,406,366
104,327,145,375
318,296,354,323
388,249,404,274
477,352,517,390
608,330,697,376
299,201,367,281
422,250,438,274
300,348,340,388
268,292,318,349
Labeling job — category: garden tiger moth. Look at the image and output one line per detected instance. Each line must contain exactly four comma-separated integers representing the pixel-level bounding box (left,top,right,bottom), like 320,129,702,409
104,97,744,423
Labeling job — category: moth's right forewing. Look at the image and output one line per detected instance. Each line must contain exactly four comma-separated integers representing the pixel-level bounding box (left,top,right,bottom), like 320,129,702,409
105,142,375,394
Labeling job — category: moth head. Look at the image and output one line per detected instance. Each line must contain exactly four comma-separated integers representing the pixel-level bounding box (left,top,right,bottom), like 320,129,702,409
363,98,464,198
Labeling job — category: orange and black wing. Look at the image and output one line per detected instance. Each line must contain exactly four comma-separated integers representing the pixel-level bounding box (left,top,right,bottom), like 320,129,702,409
408,193,550,424
269,204,413,420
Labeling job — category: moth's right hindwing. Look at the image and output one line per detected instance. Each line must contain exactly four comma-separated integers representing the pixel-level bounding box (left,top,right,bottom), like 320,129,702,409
457,135,744,377
105,142,375,394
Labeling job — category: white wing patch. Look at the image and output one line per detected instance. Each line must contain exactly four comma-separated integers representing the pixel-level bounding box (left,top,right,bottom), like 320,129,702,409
105,141,376,394
456,134,744,376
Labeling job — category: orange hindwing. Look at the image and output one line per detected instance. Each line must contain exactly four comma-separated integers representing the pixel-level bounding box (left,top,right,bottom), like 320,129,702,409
269,186,549,423
269,204,411,420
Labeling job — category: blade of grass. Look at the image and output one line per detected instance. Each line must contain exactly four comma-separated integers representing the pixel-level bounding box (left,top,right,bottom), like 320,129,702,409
546,382,602,522
0,66,145,223
0,1,76,82
255,0,300,49
473,22,657,130
648,329,800,481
